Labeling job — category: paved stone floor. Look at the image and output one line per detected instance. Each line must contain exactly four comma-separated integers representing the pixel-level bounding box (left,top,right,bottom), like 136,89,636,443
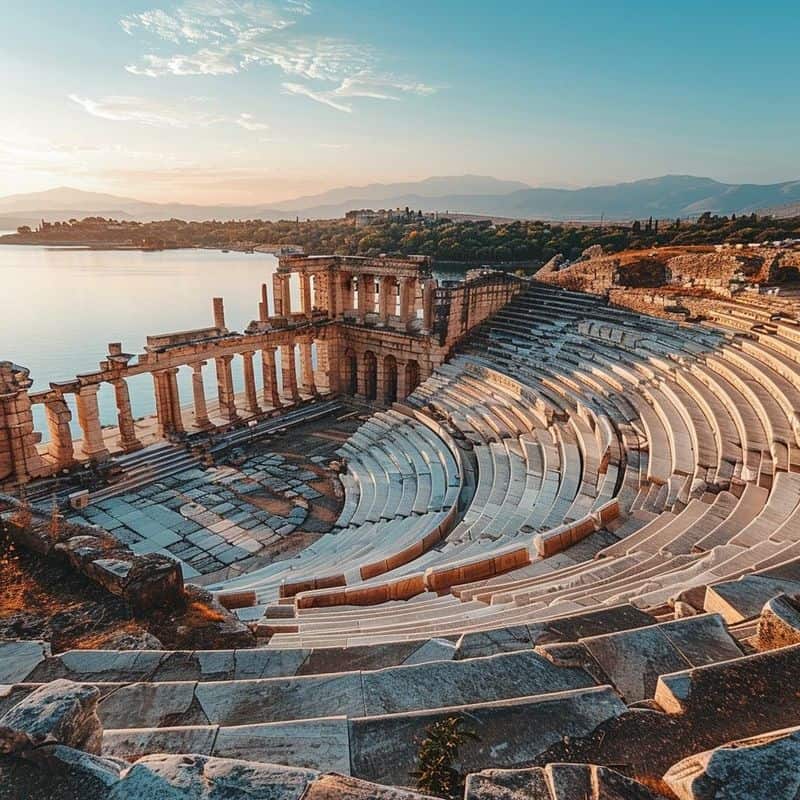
67,406,365,584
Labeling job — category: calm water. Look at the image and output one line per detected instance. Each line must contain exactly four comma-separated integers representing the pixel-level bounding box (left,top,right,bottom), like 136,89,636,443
0,243,287,440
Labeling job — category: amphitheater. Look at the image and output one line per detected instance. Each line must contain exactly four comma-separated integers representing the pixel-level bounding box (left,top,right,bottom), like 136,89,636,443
3,247,800,798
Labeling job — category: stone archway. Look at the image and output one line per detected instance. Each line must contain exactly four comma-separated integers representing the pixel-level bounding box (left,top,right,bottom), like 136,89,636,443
405,359,420,395
383,355,398,405
343,348,358,396
364,351,377,401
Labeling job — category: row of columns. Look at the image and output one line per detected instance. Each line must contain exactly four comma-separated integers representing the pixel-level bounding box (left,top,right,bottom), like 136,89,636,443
269,269,425,330
156,342,318,437
37,340,321,467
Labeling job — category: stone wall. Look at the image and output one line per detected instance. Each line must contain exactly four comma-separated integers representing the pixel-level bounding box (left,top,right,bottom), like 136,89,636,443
0,494,184,612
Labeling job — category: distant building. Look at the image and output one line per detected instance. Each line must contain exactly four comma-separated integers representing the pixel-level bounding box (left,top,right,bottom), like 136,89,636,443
346,208,438,228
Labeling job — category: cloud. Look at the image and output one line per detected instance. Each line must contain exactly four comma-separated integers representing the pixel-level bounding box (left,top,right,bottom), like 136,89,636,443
282,82,352,113
235,113,270,131
281,73,439,112
120,0,438,112
69,94,225,128
69,94,269,132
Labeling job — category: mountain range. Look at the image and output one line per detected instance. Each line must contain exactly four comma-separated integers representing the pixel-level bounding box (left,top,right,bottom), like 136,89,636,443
1,175,799,228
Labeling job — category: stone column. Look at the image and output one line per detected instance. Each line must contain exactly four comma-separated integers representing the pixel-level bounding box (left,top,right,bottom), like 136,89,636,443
355,275,366,322
280,344,300,402
165,368,184,433
261,347,282,408
45,396,75,469
0,364,46,484
339,272,353,317
362,274,376,316
215,355,239,422
300,272,313,318
326,266,339,317
314,339,333,394
241,351,260,414
153,371,170,437
259,283,269,322
272,273,284,316
422,278,436,333
398,277,412,327
191,362,212,429
300,340,316,395
74,384,109,460
112,377,142,452
213,297,227,331
281,274,292,316
378,276,395,323
396,360,408,401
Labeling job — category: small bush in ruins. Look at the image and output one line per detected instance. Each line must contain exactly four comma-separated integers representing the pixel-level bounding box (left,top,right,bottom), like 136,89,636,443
412,715,479,799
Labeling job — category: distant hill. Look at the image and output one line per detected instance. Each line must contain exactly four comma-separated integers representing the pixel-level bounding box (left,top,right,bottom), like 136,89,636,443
2,175,800,225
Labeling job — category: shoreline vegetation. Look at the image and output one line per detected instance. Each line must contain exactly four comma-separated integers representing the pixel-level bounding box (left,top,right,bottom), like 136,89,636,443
2,212,799,271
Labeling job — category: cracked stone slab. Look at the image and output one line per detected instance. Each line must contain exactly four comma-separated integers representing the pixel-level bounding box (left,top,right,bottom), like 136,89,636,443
213,717,351,774
0,640,49,683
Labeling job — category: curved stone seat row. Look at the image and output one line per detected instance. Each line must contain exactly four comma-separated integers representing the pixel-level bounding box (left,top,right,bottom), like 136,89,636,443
334,409,461,528
257,283,800,646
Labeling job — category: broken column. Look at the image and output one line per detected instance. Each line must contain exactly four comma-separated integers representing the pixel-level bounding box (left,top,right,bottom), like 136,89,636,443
212,297,227,332
112,378,142,452
74,384,109,461
44,395,75,470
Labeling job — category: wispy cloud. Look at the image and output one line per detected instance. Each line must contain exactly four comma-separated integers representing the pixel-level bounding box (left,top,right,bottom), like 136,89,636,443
235,113,270,131
282,82,352,113
69,94,269,132
120,0,438,112
281,73,438,113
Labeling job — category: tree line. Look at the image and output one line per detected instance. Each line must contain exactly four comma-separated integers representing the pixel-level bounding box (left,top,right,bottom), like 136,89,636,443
10,211,800,267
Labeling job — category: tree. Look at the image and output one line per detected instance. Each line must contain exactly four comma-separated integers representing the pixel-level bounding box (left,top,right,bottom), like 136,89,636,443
632,220,642,233
16,225,31,234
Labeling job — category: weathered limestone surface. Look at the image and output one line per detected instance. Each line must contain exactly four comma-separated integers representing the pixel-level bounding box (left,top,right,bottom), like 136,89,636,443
0,639,49,683
89,649,595,730
465,763,665,799
108,753,317,800
453,605,655,660
664,725,800,800
561,615,741,703
704,574,800,624
0,679,102,755
303,772,436,799
757,593,800,649
89,650,595,728
348,686,627,786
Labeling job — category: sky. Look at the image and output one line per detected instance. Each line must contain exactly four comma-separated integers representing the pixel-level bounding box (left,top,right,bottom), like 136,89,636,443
1,0,798,204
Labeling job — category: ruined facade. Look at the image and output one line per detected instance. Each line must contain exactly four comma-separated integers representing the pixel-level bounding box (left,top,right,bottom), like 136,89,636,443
0,255,522,488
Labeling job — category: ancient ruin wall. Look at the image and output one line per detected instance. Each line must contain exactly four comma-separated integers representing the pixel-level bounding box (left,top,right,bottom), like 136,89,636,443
0,257,523,489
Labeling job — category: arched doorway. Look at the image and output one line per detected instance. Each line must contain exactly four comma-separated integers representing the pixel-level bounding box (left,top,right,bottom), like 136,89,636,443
405,360,420,395
384,355,398,404
343,348,358,396
364,351,377,401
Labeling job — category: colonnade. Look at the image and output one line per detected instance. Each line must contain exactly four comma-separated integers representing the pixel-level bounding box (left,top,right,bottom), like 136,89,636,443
34,336,324,470
342,349,422,406
270,259,432,332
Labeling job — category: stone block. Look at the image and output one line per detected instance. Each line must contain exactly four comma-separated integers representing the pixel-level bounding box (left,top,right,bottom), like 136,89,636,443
349,686,627,786
664,725,800,800
0,679,102,755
